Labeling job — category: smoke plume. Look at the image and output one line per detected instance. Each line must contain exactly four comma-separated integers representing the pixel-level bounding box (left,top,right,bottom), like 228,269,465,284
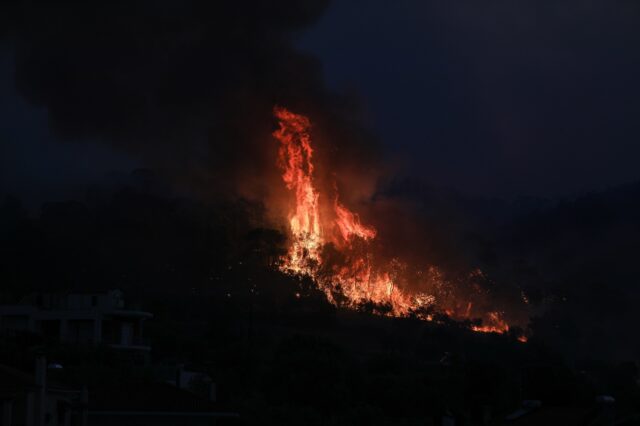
1,0,384,202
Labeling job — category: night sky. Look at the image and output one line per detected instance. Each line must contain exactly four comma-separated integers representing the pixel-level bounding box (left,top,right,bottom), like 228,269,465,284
2,0,640,202
2,2,640,411
300,0,640,197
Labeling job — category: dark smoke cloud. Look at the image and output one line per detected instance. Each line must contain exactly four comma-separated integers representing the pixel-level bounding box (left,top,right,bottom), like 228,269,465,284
1,0,384,200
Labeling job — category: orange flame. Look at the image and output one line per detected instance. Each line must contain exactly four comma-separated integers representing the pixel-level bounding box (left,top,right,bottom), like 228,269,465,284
273,106,524,340
273,107,322,275
273,106,419,315
334,200,376,243
471,311,509,334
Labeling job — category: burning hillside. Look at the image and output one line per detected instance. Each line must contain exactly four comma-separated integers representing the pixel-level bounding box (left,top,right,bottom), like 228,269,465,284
273,106,524,339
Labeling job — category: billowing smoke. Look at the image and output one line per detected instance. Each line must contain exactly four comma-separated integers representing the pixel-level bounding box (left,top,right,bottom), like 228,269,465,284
1,0,382,202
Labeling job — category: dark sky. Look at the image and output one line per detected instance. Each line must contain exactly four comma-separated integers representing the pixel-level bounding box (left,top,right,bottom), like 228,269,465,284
0,46,136,207
2,0,640,202
300,0,640,197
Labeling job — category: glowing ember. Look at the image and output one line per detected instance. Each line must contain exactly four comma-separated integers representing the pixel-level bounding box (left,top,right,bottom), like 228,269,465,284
471,311,509,334
273,106,524,339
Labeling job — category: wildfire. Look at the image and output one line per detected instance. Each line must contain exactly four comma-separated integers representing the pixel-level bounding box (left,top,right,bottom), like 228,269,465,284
273,106,524,340
471,312,509,334
334,200,376,243
273,107,322,276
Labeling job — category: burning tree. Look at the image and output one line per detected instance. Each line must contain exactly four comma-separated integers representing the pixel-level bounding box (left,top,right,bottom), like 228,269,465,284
273,106,522,339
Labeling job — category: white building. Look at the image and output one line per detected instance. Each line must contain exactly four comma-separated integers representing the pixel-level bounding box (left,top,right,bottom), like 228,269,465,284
0,290,152,353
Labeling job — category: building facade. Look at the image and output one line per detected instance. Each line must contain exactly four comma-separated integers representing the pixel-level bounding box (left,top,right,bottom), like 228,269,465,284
0,290,152,353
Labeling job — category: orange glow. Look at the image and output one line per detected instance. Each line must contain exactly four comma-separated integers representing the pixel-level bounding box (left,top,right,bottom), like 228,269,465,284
273,106,420,316
334,200,376,243
273,106,524,339
273,107,322,276
471,311,510,334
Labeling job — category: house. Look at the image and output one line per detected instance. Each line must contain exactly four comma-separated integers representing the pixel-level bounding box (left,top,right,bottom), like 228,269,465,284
0,357,86,426
0,290,152,355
